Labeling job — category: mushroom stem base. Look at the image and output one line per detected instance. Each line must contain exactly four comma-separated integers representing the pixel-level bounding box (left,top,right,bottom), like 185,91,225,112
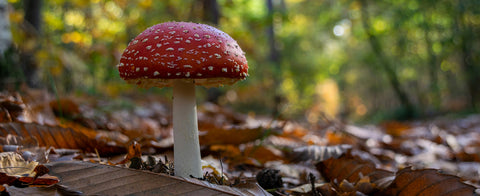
172,80,202,178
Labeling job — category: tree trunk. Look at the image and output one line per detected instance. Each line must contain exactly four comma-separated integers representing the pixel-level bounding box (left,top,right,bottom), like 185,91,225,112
21,0,43,88
422,12,441,109
266,0,283,117
201,0,220,25
0,0,11,55
24,0,42,31
359,0,415,119
454,0,480,110
194,0,224,104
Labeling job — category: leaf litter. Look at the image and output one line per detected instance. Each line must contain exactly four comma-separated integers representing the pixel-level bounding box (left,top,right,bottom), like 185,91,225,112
0,89,479,195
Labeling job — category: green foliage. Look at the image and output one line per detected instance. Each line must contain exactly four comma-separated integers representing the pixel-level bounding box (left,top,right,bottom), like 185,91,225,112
5,0,480,121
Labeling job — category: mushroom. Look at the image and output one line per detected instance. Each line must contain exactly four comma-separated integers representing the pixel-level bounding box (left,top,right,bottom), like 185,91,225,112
117,21,248,178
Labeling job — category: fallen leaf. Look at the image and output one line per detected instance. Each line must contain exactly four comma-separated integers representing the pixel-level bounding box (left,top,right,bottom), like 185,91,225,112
115,141,142,165
243,145,285,164
380,167,477,196
0,122,126,156
21,161,271,196
287,144,351,163
199,123,267,145
316,153,394,189
0,152,38,176
0,152,59,189
380,121,412,137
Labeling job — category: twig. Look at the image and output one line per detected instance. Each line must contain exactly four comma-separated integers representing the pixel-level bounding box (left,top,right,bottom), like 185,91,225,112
309,173,320,196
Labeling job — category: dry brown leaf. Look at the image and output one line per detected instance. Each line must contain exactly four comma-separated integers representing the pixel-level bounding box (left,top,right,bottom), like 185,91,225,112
0,152,59,190
380,121,412,137
379,167,477,196
0,122,126,156
9,161,270,196
49,98,81,119
199,123,266,145
325,130,357,146
243,145,285,164
115,141,142,165
316,153,394,190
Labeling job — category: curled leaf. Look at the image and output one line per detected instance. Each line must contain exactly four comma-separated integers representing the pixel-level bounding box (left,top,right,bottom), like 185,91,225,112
287,144,351,163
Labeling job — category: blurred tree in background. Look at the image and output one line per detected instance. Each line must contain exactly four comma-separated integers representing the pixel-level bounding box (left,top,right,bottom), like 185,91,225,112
1,0,479,122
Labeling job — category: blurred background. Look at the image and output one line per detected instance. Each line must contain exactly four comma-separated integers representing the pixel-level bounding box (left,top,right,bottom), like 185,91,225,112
1,0,479,123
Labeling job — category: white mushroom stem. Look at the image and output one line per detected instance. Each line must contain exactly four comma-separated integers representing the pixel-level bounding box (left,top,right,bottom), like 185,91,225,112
172,79,202,178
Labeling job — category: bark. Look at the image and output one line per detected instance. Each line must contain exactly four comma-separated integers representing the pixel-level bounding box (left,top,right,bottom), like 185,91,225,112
21,0,43,88
0,0,11,55
454,0,480,109
422,12,441,109
196,0,223,104
24,0,42,31
201,0,220,25
266,0,283,117
359,0,415,119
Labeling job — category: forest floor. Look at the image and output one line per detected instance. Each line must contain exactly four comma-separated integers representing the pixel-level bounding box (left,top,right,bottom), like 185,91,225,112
0,88,479,195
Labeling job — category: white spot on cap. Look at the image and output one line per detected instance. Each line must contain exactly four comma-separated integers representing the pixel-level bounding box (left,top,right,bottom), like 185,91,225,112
146,45,152,50
154,36,159,40
204,35,211,39
118,63,124,67
166,48,174,51
142,38,148,43
194,34,200,38
208,66,213,71
169,31,175,34
132,40,139,44
157,43,162,48
178,48,185,51
136,67,140,72
144,67,148,71
197,73,202,76
154,71,159,76
176,72,181,76
214,53,221,59
185,72,190,77
184,65,192,68
185,40,191,43
183,30,189,33
222,68,228,72
174,41,180,44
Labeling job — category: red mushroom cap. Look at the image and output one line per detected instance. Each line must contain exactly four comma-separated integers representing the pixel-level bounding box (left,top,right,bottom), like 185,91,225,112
118,21,248,88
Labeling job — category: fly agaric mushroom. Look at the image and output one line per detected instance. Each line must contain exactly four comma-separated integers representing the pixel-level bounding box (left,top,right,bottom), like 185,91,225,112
118,21,248,178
